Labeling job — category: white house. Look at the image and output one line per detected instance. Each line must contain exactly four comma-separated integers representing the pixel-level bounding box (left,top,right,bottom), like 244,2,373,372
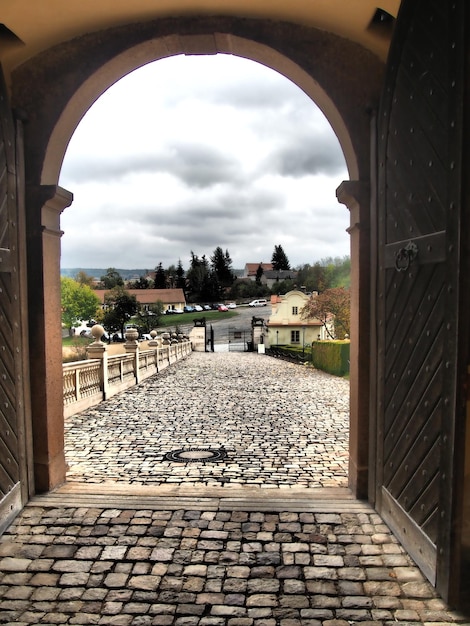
265,290,326,348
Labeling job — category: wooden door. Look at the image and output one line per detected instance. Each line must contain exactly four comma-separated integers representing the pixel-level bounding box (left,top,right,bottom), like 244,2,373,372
0,68,30,533
376,0,465,601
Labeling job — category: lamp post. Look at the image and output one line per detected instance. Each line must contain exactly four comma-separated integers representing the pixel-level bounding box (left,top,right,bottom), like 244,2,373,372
276,330,279,346
302,325,306,357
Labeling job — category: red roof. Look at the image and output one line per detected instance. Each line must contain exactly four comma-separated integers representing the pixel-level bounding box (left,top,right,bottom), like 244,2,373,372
244,263,273,276
94,288,185,305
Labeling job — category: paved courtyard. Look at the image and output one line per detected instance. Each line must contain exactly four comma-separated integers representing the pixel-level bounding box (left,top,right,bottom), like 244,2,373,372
64,352,350,490
1,352,469,624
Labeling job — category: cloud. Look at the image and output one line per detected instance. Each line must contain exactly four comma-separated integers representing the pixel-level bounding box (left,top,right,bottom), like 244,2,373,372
59,54,350,271
63,142,241,188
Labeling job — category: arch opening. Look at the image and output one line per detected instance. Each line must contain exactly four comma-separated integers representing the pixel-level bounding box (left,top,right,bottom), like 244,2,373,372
58,53,352,490
17,19,375,496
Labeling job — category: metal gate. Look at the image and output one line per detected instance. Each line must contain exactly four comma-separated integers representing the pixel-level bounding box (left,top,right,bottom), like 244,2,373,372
228,326,251,352
375,0,465,601
0,68,30,532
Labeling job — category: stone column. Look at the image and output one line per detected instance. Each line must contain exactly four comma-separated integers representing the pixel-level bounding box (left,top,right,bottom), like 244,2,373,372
124,328,140,383
336,180,370,499
86,325,109,399
25,184,73,492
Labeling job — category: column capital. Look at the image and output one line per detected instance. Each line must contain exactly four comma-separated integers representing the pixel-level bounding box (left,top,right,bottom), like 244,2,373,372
26,184,73,233
336,180,370,211
336,180,370,234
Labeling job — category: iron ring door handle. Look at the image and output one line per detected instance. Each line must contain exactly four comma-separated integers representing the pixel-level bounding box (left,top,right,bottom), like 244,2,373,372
394,241,419,272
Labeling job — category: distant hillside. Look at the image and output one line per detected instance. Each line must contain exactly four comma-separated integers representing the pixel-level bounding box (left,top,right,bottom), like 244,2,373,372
61,268,149,280
61,267,245,280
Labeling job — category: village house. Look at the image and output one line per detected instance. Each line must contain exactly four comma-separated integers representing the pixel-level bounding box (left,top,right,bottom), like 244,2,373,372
94,288,186,313
243,262,273,280
265,290,327,348
243,263,298,287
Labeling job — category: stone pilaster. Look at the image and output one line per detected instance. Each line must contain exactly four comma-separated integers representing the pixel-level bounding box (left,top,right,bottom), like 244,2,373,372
26,184,72,492
336,180,370,499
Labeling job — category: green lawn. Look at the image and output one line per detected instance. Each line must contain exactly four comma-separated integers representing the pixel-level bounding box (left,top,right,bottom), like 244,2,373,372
62,309,239,345
154,309,238,329
62,335,91,347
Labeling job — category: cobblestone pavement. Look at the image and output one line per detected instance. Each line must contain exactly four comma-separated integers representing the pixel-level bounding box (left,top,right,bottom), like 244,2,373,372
64,353,350,489
2,353,469,624
1,503,468,625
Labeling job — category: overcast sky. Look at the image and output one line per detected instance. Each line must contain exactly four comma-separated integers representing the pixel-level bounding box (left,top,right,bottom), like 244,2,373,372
59,54,350,273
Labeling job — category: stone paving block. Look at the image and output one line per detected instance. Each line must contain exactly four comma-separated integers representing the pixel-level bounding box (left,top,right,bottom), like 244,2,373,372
1,354,470,625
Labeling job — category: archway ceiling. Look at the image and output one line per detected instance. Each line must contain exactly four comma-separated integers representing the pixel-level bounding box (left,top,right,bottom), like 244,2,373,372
2,0,400,83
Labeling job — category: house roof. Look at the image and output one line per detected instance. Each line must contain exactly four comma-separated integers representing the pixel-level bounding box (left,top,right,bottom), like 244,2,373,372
244,263,273,276
94,288,186,305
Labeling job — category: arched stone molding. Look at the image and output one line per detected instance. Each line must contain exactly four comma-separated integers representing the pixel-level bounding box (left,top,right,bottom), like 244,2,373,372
11,16,383,493
12,17,384,187
42,34,361,186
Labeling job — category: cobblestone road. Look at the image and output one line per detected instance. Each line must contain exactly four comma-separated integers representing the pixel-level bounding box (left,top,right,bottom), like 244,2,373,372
1,505,468,625
64,353,350,489
1,354,469,624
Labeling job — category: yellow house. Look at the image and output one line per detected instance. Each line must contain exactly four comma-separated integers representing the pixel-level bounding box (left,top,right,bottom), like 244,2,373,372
265,290,326,348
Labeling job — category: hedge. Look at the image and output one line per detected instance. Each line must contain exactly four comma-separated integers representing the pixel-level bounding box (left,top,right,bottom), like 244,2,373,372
310,340,350,376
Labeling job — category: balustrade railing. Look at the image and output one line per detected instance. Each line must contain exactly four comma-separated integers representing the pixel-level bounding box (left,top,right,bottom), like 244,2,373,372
63,327,192,417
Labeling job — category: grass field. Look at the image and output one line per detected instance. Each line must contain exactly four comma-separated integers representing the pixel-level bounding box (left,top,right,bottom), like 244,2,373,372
63,309,239,346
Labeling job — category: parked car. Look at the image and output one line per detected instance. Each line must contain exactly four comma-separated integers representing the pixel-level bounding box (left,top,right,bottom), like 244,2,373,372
184,306,195,313
218,304,228,312
203,304,211,311
227,302,237,309
249,299,268,307
193,305,203,312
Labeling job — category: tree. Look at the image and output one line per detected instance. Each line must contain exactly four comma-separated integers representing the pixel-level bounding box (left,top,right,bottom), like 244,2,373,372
135,300,164,333
154,263,167,289
175,259,185,289
130,275,152,289
211,246,235,288
270,278,296,296
255,263,264,285
296,257,351,292
301,287,350,339
271,244,290,271
61,277,100,333
74,270,95,288
103,287,138,336
100,267,124,289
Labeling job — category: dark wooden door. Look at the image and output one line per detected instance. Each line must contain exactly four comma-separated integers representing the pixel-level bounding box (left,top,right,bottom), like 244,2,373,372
0,68,29,533
376,0,465,600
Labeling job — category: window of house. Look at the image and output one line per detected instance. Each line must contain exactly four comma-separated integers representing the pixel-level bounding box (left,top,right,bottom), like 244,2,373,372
291,330,300,343
292,306,298,315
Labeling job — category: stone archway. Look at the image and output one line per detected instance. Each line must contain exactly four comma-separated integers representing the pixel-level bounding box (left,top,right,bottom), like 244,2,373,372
12,16,384,494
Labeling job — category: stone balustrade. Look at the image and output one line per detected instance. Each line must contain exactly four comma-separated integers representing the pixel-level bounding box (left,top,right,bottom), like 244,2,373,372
63,326,192,417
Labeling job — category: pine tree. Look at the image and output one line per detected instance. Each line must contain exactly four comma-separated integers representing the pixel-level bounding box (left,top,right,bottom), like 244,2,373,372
175,259,185,289
210,247,235,288
154,263,167,289
271,245,291,271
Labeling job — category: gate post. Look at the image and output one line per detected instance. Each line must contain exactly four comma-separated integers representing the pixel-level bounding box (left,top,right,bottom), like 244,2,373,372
337,180,370,499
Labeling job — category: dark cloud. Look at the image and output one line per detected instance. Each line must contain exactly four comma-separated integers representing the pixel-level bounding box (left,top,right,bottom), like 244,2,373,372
266,142,346,178
63,142,241,189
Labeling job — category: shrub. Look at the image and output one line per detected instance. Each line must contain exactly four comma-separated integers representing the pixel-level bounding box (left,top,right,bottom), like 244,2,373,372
311,340,350,376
